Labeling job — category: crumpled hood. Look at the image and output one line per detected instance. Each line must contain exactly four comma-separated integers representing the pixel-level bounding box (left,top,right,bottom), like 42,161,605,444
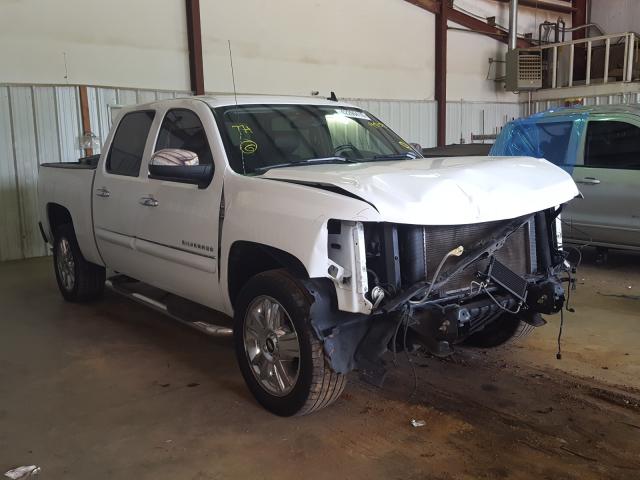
261,156,580,225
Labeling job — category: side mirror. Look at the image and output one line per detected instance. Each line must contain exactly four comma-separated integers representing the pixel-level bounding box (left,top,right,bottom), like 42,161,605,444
149,149,213,188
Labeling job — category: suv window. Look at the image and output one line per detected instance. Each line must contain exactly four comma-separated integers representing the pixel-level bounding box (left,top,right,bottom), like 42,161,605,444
585,120,640,169
155,109,213,165
107,111,155,176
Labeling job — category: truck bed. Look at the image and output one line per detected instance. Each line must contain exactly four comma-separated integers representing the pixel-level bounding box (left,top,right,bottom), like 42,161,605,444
41,154,100,169
38,161,103,266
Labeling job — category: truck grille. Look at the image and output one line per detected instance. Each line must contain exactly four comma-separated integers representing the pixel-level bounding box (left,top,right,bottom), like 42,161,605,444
423,219,536,294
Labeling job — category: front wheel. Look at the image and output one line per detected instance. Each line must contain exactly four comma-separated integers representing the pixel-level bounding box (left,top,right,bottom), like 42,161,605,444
234,270,346,416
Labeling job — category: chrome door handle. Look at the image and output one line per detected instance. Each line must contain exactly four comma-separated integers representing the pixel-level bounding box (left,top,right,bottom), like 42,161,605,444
576,177,601,185
95,187,111,198
139,196,159,207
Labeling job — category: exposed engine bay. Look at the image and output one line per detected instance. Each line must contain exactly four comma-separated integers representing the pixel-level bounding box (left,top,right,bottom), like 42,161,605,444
311,207,571,384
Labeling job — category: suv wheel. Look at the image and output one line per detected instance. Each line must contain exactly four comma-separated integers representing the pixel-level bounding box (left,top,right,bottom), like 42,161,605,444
234,270,346,416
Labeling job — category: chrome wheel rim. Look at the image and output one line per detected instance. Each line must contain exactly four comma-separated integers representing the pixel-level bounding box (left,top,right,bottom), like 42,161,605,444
56,238,75,291
243,295,301,396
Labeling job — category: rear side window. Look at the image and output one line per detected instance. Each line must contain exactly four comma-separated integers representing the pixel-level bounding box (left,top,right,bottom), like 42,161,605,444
155,109,213,165
585,120,640,169
107,111,155,176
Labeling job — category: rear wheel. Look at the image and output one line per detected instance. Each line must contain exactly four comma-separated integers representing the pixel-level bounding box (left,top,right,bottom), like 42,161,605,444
234,270,346,416
464,313,535,348
53,224,105,302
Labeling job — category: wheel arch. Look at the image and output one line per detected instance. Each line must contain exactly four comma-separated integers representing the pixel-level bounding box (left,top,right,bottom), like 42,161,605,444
227,240,309,308
47,203,74,238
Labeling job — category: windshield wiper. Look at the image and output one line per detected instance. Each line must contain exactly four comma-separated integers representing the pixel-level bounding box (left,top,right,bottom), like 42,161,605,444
253,157,356,174
370,152,421,161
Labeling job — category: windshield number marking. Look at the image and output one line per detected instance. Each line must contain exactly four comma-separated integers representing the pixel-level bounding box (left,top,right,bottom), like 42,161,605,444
335,109,370,120
232,124,253,135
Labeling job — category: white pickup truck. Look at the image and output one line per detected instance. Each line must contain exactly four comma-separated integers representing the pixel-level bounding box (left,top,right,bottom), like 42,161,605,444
38,95,579,416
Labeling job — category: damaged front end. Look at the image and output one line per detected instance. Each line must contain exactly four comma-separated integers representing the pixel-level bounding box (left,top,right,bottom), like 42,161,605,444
307,208,571,385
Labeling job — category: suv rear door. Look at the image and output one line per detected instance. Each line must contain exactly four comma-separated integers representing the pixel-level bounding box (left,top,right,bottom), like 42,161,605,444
567,114,640,248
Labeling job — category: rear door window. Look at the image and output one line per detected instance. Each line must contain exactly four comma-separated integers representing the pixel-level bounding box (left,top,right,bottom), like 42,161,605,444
585,120,640,169
107,111,155,176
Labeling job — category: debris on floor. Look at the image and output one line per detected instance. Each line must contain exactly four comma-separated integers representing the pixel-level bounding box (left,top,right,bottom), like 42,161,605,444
410,419,426,427
4,466,41,479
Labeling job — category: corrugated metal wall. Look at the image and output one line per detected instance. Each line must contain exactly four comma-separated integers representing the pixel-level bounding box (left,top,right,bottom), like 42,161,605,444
527,92,640,115
349,98,523,147
0,85,82,260
445,101,524,145
0,84,523,262
347,99,438,148
86,87,193,155
0,85,191,262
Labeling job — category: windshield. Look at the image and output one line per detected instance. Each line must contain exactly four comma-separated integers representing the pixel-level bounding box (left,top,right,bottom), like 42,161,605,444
212,104,421,175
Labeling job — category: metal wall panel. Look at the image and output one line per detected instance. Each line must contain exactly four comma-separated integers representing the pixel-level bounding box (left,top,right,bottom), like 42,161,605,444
87,87,193,153
33,87,61,165
0,85,84,261
347,99,437,147
8,86,46,259
348,98,520,147
0,86,23,261
529,92,640,114
55,87,82,164
137,90,158,104
446,101,522,145
92,87,117,154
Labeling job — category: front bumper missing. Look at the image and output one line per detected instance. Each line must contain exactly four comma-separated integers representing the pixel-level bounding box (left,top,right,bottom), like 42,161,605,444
381,214,534,313
307,209,569,385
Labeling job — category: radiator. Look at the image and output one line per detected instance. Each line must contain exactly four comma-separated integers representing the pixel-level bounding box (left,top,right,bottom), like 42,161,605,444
423,218,536,294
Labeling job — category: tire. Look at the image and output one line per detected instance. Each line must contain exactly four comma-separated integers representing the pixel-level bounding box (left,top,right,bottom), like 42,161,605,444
233,270,346,416
53,224,105,302
464,313,535,348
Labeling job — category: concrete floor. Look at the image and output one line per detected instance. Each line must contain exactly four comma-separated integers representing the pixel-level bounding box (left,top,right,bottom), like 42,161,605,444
1,250,639,479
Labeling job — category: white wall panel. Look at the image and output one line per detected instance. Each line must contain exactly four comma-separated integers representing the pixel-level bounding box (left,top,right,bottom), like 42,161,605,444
55,87,82,163
116,89,138,106
347,99,438,148
86,87,192,153
0,85,84,260
201,0,435,100
0,0,190,91
137,90,158,104
93,87,117,153
591,0,640,37
0,87,23,261
446,101,521,144
8,86,45,259
33,87,61,165
528,92,640,114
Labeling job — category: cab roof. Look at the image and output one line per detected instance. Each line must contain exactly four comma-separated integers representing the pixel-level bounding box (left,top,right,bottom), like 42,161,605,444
134,94,359,110
198,94,358,108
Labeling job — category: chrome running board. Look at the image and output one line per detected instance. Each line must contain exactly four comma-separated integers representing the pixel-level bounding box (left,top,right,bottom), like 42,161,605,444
106,277,233,337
